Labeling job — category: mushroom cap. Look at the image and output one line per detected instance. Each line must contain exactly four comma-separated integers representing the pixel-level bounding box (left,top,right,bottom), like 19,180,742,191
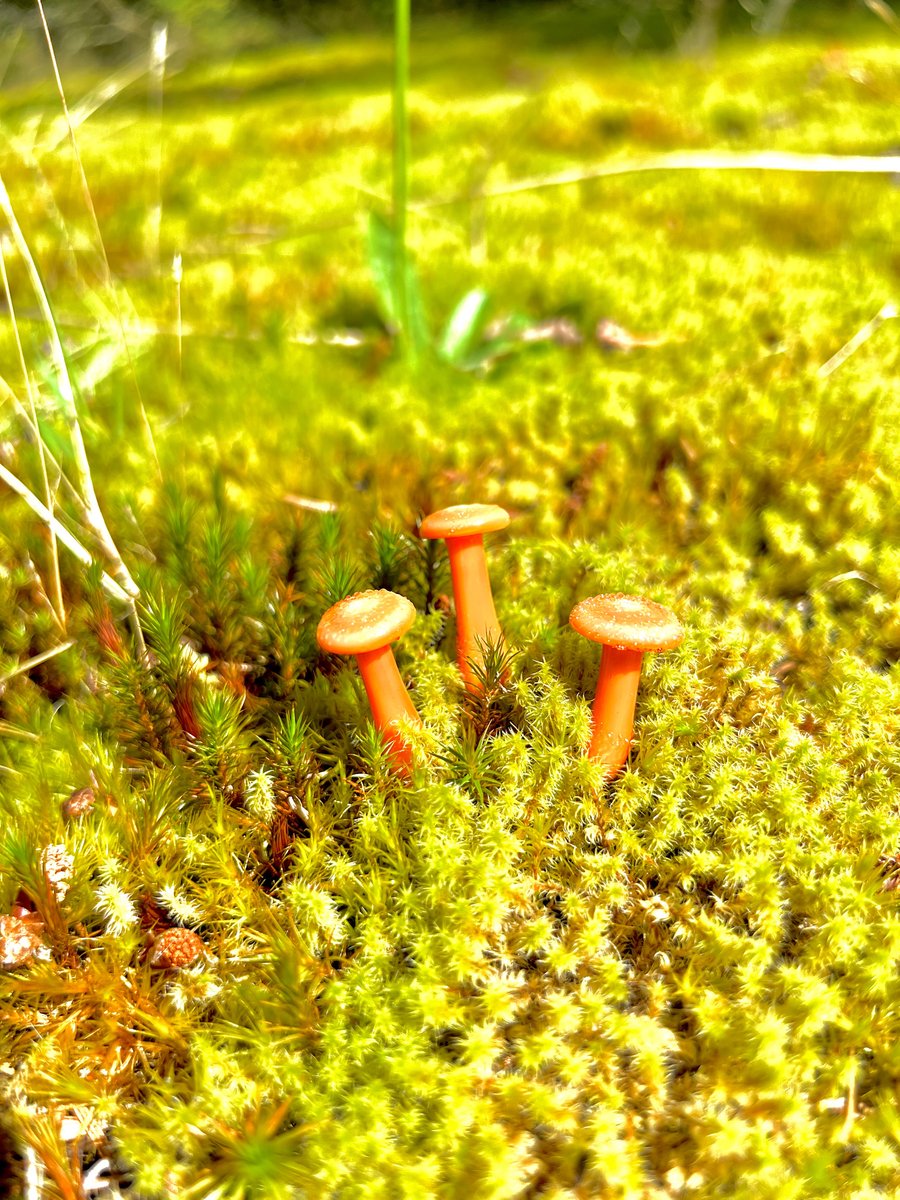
419,503,510,540
569,593,684,653
317,589,416,656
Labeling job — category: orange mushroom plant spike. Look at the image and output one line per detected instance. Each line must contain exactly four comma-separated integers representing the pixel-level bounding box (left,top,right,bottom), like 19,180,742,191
569,593,684,780
419,503,510,693
317,589,421,772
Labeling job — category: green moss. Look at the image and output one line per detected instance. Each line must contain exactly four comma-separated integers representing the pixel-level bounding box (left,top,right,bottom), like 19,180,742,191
1,7,899,1198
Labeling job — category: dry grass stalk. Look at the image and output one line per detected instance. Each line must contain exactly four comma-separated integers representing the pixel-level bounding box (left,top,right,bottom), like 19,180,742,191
36,0,160,479
0,238,65,629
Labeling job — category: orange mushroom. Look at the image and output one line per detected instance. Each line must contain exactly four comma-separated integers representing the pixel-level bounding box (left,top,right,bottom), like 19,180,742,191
317,589,421,771
419,504,510,692
569,593,683,779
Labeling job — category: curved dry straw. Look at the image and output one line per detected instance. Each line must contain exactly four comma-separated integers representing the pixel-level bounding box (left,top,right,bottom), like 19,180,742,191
0,177,143,648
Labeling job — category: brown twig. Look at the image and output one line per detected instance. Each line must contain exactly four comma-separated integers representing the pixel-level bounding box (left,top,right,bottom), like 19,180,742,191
818,302,897,378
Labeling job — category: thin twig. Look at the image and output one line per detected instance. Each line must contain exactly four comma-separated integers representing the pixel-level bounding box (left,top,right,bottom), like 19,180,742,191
0,374,93,520
461,151,900,204
0,238,65,628
36,0,161,482
81,149,900,257
0,720,39,741
1,641,76,686
268,150,900,244
864,0,900,34
370,150,900,216
818,302,897,378
0,462,131,605
0,174,144,648
0,178,137,586
40,53,152,154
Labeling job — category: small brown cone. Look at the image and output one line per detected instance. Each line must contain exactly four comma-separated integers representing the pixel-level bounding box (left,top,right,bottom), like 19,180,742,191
0,914,46,968
41,845,74,902
63,787,96,820
149,928,206,969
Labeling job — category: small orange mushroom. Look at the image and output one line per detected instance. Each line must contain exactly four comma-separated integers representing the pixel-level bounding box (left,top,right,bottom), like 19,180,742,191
419,504,510,692
569,593,684,780
317,589,421,771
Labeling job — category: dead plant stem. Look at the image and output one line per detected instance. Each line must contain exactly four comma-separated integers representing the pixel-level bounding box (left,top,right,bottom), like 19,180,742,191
0,239,65,628
36,0,161,481
0,462,132,606
0,174,144,648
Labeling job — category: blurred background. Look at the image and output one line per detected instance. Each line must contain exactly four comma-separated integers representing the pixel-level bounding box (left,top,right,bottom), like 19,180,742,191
0,0,886,73
0,0,896,555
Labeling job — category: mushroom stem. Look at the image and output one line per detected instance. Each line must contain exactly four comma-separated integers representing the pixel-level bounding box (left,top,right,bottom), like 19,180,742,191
356,644,419,768
588,645,644,777
445,533,504,691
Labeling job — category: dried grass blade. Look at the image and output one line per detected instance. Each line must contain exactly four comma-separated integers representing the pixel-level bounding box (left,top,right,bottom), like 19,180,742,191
0,237,65,628
1,641,76,686
0,462,131,605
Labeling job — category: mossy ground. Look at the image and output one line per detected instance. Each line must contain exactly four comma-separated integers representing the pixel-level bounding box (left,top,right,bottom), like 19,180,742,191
0,6,899,1198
